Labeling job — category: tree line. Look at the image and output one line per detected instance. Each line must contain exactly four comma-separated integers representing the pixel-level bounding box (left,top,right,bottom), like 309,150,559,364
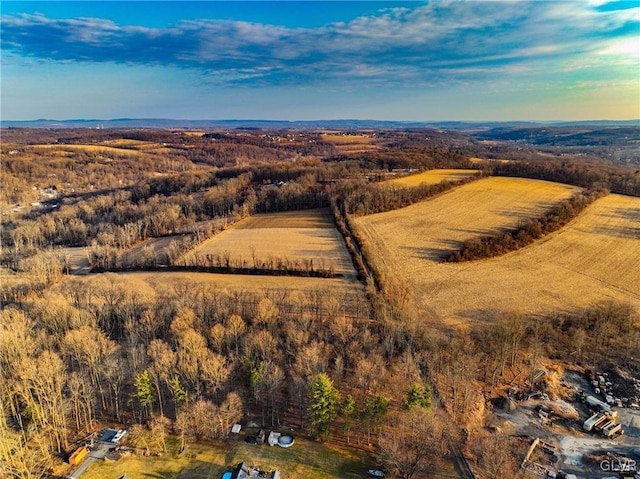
445,187,608,262
491,160,640,196
336,173,483,216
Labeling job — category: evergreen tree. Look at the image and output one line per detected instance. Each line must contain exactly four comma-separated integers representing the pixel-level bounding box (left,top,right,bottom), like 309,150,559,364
132,370,155,418
405,382,432,409
168,375,187,411
309,373,340,438
341,394,358,444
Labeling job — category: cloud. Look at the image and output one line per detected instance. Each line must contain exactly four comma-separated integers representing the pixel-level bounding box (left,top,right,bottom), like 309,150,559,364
1,1,638,87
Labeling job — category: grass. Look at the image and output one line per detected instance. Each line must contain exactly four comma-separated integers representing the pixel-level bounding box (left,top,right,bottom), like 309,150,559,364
0,267,34,288
103,139,157,148
80,435,372,479
351,177,640,328
183,209,357,279
385,169,479,186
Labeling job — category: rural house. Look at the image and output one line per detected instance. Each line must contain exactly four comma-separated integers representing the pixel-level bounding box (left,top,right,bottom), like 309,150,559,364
231,462,281,479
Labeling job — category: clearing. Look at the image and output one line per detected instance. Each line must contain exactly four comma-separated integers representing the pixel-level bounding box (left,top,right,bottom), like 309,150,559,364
183,209,357,279
58,247,91,274
77,436,372,479
488,368,640,479
119,234,191,267
353,179,640,327
385,169,479,186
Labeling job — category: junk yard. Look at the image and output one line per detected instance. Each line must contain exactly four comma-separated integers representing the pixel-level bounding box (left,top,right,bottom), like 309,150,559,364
488,366,640,479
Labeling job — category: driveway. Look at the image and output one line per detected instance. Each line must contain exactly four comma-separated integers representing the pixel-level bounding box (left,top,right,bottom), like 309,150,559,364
68,429,127,479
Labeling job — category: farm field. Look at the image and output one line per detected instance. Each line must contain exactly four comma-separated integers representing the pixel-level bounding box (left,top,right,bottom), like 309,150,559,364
355,190,640,327
29,144,145,156
106,271,361,296
355,176,579,265
385,168,479,186
321,133,379,154
184,209,357,279
103,138,162,149
321,133,373,144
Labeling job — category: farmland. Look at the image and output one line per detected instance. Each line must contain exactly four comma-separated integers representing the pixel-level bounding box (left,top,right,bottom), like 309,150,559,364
29,143,146,156
354,176,579,264
321,133,379,154
354,186,640,327
385,168,479,186
183,209,357,279
106,270,362,297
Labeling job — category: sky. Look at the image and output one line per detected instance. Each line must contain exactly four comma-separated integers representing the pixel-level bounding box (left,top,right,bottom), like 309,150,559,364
1,0,639,121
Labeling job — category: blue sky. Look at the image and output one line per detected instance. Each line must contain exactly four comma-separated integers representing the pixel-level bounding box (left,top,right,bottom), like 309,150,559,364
1,1,638,121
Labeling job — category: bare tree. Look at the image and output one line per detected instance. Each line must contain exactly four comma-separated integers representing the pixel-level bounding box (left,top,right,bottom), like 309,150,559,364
225,314,246,357
378,408,446,479
471,434,521,479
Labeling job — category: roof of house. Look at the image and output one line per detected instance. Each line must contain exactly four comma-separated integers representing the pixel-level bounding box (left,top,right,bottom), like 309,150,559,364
231,462,280,479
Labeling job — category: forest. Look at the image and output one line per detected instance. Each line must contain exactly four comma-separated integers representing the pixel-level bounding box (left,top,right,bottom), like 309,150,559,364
1,127,639,479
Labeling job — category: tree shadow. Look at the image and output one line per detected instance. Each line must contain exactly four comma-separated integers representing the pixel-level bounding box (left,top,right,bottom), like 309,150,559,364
401,239,462,261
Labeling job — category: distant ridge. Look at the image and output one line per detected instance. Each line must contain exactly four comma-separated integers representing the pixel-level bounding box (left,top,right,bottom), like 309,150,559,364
1,118,638,129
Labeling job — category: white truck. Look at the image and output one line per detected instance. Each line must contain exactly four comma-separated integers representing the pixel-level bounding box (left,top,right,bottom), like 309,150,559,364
583,411,615,431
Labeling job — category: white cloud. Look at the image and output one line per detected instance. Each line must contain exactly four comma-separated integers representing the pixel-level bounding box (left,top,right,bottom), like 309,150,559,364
1,1,638,88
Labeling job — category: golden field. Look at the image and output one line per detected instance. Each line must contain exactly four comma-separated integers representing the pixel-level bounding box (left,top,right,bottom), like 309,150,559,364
321,133,373,144
354,176,579,264
385,169,479,186
350,178,640,327
184,209,357,278
112,270,358,291
321,133,379,154
31,144,144,156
